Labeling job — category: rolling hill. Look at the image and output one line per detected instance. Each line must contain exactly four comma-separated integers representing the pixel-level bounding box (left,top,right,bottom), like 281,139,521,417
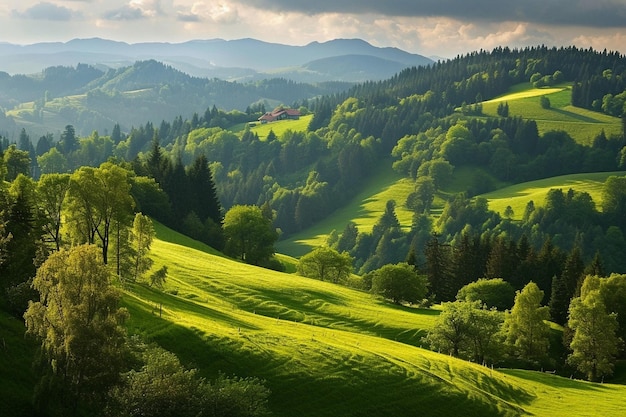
109,223,626,416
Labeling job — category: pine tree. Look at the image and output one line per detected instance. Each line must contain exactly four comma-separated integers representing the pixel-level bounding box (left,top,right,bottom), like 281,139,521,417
425,233,454,301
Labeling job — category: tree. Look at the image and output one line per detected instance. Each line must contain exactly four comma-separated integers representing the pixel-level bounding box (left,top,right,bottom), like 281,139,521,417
549,246,585,325
24,245,128,415
60,124,78,155
223,205,279,266
425,233,454,301
567,289,619,381
3,144,31,181
540,95,551,109
297,246,353,283
502,282,551,362
369,262,428,304
67,163,134,264
602,175,626,230
130,213,155,282
37,148,68,175
336,221,358,253
428,300,503,363
36,173,71,251
457,278,515,311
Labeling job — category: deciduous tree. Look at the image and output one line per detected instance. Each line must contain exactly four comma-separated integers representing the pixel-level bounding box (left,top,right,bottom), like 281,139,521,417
297,246,353,283
370,262,428,304
502,282,551,362
24,245,128,414
223,205,278,266
567,289,619,381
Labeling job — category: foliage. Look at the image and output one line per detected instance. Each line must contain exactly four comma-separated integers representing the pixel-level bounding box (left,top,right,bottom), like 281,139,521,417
456,278,515,311
297,246,353,283
502,282,551,363
107,341,271,417
66,162,134,265
369,262,428,304
223,205,279,266
567,287,620,381
428,300,503,363
23,245,129,415
130,213,155,282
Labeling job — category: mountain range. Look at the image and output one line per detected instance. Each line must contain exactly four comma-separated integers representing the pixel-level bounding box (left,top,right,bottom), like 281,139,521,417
0,38,433,82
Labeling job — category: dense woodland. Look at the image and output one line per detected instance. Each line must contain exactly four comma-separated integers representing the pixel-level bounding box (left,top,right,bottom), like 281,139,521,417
2,45,626,415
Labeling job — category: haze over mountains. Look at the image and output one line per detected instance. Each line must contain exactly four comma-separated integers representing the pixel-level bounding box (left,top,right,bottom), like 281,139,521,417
0,38,433,82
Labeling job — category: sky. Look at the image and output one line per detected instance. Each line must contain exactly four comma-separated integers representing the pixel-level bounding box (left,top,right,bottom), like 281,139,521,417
1,0,626,58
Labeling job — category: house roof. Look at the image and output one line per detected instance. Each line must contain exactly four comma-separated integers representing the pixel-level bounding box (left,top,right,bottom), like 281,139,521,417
258,107,300,121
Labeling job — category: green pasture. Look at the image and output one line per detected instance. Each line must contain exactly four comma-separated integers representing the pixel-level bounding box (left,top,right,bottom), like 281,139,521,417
482,171,626,220
232,114,314,139
480,83,622,145
123,223,626,416
276,161,414,257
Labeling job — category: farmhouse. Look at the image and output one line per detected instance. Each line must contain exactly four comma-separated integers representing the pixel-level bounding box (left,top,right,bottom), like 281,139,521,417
258,106,301,123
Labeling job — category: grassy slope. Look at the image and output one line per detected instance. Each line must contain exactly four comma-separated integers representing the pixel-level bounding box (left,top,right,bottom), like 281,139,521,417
126,224,626,417
483,171,626,220
481,83,622,145
231,114,315,139
276,161,414,257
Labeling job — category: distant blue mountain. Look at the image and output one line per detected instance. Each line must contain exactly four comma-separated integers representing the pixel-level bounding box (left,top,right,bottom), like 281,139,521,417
0,38,432,82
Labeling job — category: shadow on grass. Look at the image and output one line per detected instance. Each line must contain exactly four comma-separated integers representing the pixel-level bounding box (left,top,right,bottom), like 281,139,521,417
500,369,613,391
124,283,260,332
550,108,601,123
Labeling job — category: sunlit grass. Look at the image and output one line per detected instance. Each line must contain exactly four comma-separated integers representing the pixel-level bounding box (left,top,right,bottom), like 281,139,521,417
231,114,314,139
276,160,413,257
481,83,622,145
482,171,626,220
123,224,626,416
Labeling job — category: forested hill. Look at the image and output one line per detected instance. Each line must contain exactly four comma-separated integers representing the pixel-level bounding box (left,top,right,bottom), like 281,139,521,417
132,45,626,276
0,60,351,137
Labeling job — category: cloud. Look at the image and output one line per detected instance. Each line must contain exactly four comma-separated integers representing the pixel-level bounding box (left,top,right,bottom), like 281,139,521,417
13,2,80,21
176,1,240,24
243,0,626,28
103,0,162,21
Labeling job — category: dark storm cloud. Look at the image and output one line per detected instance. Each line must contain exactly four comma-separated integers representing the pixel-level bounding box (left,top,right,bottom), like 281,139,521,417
246,0,626,28
13,2,79,21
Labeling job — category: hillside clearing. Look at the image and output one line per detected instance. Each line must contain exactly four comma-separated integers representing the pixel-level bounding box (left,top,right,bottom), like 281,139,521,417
483,171,626,220
480,83,622,144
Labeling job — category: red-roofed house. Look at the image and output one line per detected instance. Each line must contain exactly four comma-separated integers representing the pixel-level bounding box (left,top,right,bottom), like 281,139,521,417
258,107,301,123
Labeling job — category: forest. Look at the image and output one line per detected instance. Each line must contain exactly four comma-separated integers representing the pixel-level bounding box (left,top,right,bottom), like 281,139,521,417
2,44,626,416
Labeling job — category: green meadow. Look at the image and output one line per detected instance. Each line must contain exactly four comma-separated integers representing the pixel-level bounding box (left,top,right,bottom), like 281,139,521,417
481,83,622,145
121,223,626,417
232,114,314,140
483,171,626,220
